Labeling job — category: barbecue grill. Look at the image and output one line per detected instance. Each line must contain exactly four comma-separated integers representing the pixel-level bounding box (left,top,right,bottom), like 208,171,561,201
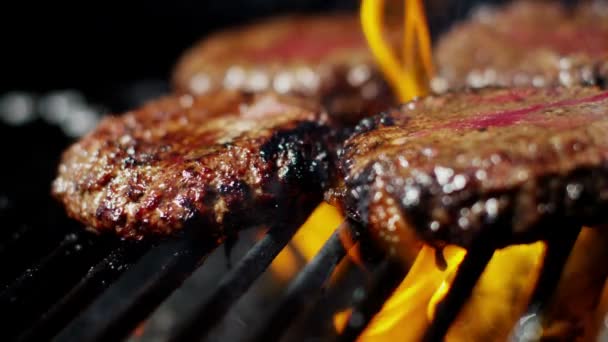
2,0,607,341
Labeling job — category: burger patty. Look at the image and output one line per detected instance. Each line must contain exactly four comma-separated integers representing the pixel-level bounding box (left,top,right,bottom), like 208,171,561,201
433,1,608,92
52,91,332,240
172,14,397,125
336,86,608,254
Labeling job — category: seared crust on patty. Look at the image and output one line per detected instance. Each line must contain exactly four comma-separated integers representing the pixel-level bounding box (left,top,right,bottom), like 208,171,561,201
172,14,396,124
53,91,332,240
433,1,608,92
337,87,608,253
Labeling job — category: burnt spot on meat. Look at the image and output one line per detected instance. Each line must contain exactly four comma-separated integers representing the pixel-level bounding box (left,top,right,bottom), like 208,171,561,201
260,121,331,188
338,86,608,253
352,112,397,135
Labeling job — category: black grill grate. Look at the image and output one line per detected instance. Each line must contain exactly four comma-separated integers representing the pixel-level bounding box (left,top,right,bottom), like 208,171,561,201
53,228,214,342
248,220,358,342
17,244,147,342
335,258,407,342
2,208,601,342
168,221,303,341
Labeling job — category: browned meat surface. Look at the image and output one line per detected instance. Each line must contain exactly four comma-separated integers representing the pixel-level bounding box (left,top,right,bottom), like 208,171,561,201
433,1,608,92
335,86,608,255
172,14,397,125
52,91,332,240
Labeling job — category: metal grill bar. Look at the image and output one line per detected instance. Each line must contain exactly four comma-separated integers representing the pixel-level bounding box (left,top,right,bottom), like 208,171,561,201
168,221,302,342
54,230,214,342
1,234,81,304
2,231,113,339
336,258,407,342
422,240,495,342
0,225,68,288
249,220,357,342
511,226,581,342
526,226,581,310
16,243,149,342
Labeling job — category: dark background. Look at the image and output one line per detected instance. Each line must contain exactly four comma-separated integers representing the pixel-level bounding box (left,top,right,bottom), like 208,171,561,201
0,1,359,105
0,0,492,104
0,0,492,234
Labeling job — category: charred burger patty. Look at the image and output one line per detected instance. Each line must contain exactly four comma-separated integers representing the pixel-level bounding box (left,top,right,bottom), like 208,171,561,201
53,91,332,240
337,86,608,252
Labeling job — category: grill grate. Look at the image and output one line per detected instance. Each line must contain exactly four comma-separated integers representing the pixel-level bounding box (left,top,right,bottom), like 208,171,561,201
53,228,214,342
335,258,407,342
2,230,118,340
248,220,358,342
2,208,604,342
422,240,496,342
337,259,407,342
510,226,581,342
168,221,302,342
16,244,148,342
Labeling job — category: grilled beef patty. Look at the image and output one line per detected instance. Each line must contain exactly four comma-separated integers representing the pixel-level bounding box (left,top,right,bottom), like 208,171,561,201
53,91,332,240
172,14,396,125
433,1,608,92
336,86,608,254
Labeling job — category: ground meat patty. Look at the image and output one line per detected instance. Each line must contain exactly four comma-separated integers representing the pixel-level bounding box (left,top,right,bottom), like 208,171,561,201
52,91,332,240
433,1,608,92
336,86,608,255
172,14,397,125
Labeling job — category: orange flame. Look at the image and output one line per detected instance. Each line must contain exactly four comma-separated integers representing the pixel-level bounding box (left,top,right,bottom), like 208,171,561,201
334,2,552,341
270,0,434,283
270,203,344,282
335,243,546,341
271,1,601,340
360,0,433,102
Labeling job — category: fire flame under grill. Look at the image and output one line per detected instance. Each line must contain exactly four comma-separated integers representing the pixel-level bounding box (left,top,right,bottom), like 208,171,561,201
270,0,608,340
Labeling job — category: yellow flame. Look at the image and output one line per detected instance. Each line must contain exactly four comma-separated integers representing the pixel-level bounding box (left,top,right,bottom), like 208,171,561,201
271,0,435,282
360,0,433,102
335,246,466,340
270,203,344,281
335,243,545,341
337,2,605,341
